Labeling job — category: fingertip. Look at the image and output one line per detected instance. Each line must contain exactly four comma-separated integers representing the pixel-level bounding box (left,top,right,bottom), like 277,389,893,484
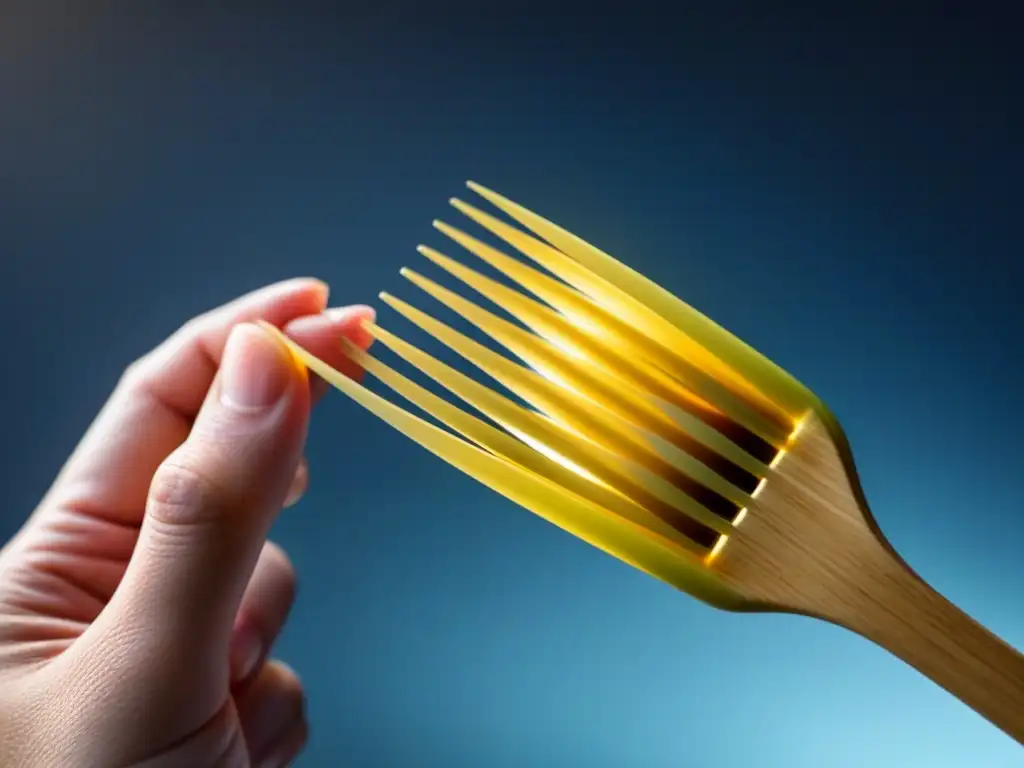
279,277,330,309
334,305,376,351
328,303,375,320
320,304,376,350
308,278,330,306
283,305,377,386
237,659,307,762
260,718,309,768
241,278,331,330
284,305,365,337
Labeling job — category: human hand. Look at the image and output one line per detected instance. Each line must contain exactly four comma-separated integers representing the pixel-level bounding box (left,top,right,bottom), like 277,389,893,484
0,278,373,767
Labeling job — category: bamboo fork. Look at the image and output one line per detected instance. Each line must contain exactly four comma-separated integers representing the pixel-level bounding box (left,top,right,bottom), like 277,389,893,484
262,182,1024,744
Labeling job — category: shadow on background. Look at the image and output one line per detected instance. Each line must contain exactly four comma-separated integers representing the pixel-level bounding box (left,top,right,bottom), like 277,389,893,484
1,3,1021,766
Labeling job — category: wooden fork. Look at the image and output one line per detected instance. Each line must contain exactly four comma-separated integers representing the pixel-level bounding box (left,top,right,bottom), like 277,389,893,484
263,182,1024,744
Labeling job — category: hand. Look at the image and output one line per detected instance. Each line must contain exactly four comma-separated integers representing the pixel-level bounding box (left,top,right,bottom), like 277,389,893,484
0,278,373,767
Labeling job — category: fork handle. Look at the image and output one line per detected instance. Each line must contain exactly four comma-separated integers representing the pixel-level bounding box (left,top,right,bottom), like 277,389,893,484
838,545,1024,744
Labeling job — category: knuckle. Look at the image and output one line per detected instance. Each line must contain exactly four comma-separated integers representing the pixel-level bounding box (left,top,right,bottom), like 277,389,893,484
147,458,231,528
119,316,206,388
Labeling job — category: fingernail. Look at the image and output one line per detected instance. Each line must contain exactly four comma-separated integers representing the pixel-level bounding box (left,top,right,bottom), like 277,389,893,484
230,622,263,682
328,305,376,349
220,324,292,411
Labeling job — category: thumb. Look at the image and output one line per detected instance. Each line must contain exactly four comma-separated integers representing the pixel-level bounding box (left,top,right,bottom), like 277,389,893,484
106,322,310,670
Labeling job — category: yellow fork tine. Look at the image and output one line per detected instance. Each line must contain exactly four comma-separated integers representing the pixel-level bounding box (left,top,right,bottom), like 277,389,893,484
403,265,695,439
423,233,723,424
464,181,816,420
401,264,764,493
448,196,786,423
363,320,731,544
337,339,703,553
417,239,783,465
430,222,790,455
255,322,741,608
379,293,751,531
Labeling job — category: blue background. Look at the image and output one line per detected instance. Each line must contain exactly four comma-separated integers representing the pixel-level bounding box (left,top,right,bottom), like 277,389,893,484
2,4,1022,766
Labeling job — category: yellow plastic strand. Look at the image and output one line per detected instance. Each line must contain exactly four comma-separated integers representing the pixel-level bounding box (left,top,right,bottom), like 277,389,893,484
362,320,729,544
339,340,702,552
464,180,815,420
258,321,744,609
379,294,741,537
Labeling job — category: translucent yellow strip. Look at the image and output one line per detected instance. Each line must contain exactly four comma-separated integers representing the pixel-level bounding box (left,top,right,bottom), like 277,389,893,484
423,234,723,417
425,224,790,438
381,292,750,519
379,294,738,535
403,265,681,432
421,238,727,438
464,181,815,419
432,219,790,447
401,265,759,499
448,196,786,423
339,340,701,553
257,323,743,608
417,240,776,472
450,200,792,440
363,321,729,543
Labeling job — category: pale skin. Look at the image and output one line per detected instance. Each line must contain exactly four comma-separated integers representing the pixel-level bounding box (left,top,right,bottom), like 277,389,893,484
0,278,374,767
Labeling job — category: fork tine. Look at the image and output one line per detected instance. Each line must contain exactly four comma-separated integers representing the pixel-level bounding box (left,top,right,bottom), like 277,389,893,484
337,338,704,552
379,292,752,530
464,181,816,421
401,263,764,494
431,222,789,458
417,239,783,467
423,231,721,417
255,323,741,606
449,196,796,440
362,319,732,544
448,196,780,418
403,264,691,432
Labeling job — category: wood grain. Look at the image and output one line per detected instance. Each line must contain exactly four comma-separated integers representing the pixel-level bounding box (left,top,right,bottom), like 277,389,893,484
714,413,1024,743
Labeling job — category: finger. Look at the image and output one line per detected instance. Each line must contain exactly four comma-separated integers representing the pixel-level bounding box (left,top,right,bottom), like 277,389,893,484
98,322,309,672
235,660,307,766
229,541,298,686
282,304,375,404
39,278,330,526
257,718,309,768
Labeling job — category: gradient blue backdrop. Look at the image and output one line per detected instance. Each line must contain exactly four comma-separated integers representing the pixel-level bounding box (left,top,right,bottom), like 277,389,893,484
2,4,1022,766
